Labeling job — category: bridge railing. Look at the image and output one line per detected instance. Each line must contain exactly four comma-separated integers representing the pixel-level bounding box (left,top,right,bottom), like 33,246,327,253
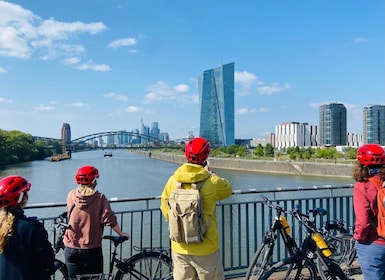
27,185,354,279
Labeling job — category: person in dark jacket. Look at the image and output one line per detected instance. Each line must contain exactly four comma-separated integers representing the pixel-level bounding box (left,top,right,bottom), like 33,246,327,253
63,165,130,280
0,175,55,280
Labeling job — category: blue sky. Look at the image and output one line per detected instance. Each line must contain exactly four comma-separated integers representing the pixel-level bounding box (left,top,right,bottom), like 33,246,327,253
0,0,384,140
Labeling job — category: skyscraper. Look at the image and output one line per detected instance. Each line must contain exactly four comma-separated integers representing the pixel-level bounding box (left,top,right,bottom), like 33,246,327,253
61,123,71,145
363,105,385,145
319,103,347,146
198,62,234,147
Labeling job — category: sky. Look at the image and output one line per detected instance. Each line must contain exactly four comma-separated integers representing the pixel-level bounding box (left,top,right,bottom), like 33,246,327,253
0,0,384,141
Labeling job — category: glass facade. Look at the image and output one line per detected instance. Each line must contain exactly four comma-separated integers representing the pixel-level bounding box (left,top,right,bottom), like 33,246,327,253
363,105,385,145
198,62,234,147
319,103,347,146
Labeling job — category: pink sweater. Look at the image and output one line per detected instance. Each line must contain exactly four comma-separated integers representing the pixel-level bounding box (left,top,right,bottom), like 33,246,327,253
63,188,118,249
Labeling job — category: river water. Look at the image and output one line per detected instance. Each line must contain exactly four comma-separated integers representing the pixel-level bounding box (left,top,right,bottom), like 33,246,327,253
0,150,354,206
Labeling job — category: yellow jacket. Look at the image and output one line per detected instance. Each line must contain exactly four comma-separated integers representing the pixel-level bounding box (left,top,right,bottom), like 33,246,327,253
160,163,232,256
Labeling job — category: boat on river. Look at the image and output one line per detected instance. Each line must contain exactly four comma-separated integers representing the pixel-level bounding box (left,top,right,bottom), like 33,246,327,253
104,152,112,157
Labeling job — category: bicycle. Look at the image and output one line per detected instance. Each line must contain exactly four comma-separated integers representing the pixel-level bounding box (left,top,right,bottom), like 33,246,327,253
260,202,349,280
245,196,301,279
53,212,173,280
322,222,360,276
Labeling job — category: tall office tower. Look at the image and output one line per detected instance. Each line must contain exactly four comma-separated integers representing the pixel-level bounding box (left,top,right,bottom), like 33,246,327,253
363,105,385,145
319,103,347,146
61,123,71,145
198,62,235,147
151,122,160,141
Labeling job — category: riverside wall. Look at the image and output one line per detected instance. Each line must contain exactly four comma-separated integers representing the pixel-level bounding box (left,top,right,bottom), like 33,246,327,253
143,152,353,178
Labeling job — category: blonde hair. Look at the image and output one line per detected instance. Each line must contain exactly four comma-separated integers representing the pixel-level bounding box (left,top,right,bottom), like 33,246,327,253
0,209,16,253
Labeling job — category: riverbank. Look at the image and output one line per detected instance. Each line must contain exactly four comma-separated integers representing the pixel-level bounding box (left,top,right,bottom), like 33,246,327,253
140,151,353,178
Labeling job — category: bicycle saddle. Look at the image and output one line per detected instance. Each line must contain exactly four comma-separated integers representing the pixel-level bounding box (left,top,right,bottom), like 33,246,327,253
103,235,128,247
308,208,327,216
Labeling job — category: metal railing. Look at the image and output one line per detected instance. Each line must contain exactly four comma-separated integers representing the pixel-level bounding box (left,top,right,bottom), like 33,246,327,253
27,184,355,279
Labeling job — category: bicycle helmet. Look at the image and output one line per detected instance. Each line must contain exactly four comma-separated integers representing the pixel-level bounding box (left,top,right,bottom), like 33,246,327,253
75,165,99,185
185,137,210,165
356,144,385,166
0,175,31,208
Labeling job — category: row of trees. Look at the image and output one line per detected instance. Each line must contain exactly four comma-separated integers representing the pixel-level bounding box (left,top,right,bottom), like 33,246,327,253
0,129,61,165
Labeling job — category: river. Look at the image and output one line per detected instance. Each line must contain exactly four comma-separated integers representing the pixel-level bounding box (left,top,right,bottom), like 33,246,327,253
0,150,354,206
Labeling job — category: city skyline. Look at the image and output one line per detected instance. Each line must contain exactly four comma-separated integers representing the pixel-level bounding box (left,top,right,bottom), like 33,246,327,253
0,1,383,140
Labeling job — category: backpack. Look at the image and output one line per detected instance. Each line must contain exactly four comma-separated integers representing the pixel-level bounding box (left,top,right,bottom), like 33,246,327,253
370,177,385,239
167,177,212,244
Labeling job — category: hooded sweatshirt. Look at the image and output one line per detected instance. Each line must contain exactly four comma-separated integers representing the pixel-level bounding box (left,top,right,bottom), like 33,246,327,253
160,163,232,256
63,187,118,249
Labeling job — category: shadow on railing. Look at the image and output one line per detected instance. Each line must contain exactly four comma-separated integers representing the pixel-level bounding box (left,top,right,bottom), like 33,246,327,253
26,184,354,279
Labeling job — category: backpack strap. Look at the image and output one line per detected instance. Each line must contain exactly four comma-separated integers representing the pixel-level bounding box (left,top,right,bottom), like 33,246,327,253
369,177,383,190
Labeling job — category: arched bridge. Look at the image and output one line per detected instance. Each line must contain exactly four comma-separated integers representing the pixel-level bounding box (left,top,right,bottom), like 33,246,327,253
70,130,167,149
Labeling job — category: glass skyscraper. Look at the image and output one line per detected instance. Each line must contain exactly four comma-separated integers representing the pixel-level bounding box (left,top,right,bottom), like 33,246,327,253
363,105,385,145
319,103,347,146
198,62,234,147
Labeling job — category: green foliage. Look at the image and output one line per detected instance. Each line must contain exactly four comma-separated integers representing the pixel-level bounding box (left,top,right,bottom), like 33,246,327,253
0,129,60,165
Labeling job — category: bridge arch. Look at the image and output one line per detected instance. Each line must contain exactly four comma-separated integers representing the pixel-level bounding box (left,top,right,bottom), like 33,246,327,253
70,130,166,150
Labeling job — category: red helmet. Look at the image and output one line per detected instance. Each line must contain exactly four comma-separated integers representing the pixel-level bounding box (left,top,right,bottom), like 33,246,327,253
185,137,211,164
0,176,31,208
357,144,385,166
75,165,99,185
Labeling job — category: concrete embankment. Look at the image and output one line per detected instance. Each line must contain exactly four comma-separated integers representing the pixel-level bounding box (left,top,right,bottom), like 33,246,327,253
142,152,353,178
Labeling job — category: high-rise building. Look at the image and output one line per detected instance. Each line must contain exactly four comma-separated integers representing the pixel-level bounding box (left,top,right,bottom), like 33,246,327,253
363,105,385,145
319,103,347,146
275,122,318,150
198,62,234,147
61,123,71,145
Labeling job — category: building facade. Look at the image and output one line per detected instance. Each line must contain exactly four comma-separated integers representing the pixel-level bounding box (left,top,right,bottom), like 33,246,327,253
363,105,385,145
61,123,71,145
198,62,235,147
275,122,318,150
319,103,347,146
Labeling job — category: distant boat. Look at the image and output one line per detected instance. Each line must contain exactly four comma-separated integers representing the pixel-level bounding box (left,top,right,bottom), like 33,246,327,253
104,152,112,157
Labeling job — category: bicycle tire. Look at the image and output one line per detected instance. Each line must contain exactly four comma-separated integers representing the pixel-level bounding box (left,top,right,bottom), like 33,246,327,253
317,258,349,280
245,242,274,279
260,256,317,280
114,251,173,280
52,259,68,280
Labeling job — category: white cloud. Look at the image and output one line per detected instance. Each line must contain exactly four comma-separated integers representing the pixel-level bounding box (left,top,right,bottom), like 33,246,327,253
125,105,143,113
354,37,369,44
259,107,269,113
257,82,290,95
108,37,137,49
0,1,106,64
144,81,194,104
0,97,13,103
235,70,262,96
69,102,88,108
174,84,189,93
104,92,128,101
235,108,257,115
63,57,111,72
0,66,6,73
34,104,55,111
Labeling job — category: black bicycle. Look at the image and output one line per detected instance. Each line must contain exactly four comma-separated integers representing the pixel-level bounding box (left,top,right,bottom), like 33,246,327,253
260,203,349,280
245,196,302,279
53,212,173,280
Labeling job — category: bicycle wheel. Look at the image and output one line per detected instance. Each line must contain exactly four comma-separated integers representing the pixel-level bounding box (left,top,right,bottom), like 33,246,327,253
245,242,274,279
260,256,317,280
52,259,68,280
317,257,349,280
115,251,173,280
